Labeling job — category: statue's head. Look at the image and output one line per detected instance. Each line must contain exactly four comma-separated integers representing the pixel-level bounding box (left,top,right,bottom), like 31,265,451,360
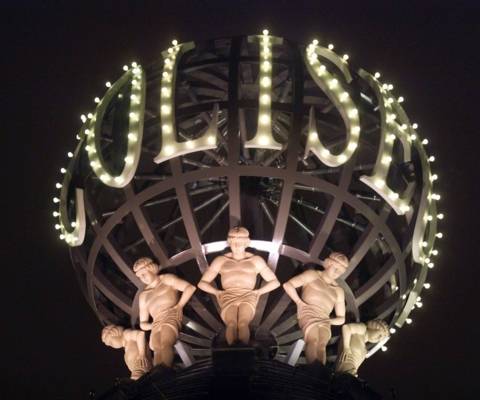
101,325,125,349
323,252,349,280
227,226,250,253
366,320,390,343
133,257,160,285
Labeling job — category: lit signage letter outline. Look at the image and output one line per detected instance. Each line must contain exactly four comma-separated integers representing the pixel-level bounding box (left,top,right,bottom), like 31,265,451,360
303,40,360,167
86,64,146,187
154,41,220,164
58,141,87,247
245,30,283,150
358,70,414,215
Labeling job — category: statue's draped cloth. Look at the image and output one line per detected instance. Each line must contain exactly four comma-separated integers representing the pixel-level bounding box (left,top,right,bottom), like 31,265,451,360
297,303,331,341
150,307,182,348
218,288,259,321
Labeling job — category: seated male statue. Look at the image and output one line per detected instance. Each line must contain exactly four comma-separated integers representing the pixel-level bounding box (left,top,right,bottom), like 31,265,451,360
101,325,152,380
134,257,196,367
198,227,280,345
336,319,390,376
283,252,347,364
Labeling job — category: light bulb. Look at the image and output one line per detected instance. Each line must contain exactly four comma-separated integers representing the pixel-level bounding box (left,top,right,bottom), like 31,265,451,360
437,213,444,220
53,211,59,217
261,77,271,87
53,197,60,203
347,108,358,118
106,81,112,88
388,192,399,200
259,114,270,125
339,92,349,102
328,79,338,89
260,94,271,105
424,283,431,289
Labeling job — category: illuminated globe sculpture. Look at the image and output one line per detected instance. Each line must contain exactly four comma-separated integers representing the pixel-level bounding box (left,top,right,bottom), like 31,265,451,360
53,31,443,376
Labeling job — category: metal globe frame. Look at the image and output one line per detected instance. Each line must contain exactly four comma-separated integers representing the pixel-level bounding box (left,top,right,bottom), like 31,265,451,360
54,32,442,368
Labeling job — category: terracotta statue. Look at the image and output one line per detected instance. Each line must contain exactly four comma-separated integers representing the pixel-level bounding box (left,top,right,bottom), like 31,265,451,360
336,320,390,376
101,325,152,380
198,227,280,345
134,257,196,367
283,252,348,364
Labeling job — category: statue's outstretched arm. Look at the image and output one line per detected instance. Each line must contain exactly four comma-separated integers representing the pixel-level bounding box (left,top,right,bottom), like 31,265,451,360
135,330,147,358
283,270,317,305
164,274,196,308
330,287,346,326
256,257,280,296
197,257,222,296
139,293,152,331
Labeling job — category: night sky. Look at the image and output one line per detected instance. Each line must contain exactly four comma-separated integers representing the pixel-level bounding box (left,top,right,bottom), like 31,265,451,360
2,1,479,399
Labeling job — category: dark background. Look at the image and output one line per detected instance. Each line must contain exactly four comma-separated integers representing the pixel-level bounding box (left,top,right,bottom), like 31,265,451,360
1,1,479,398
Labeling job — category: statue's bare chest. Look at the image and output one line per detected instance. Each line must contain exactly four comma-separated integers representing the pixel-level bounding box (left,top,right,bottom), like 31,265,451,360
143,280,175,304
220,258,257,276
303,276,337,302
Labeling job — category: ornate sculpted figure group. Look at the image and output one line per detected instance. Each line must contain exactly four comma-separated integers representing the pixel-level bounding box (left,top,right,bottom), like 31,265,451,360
101,227,389,380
